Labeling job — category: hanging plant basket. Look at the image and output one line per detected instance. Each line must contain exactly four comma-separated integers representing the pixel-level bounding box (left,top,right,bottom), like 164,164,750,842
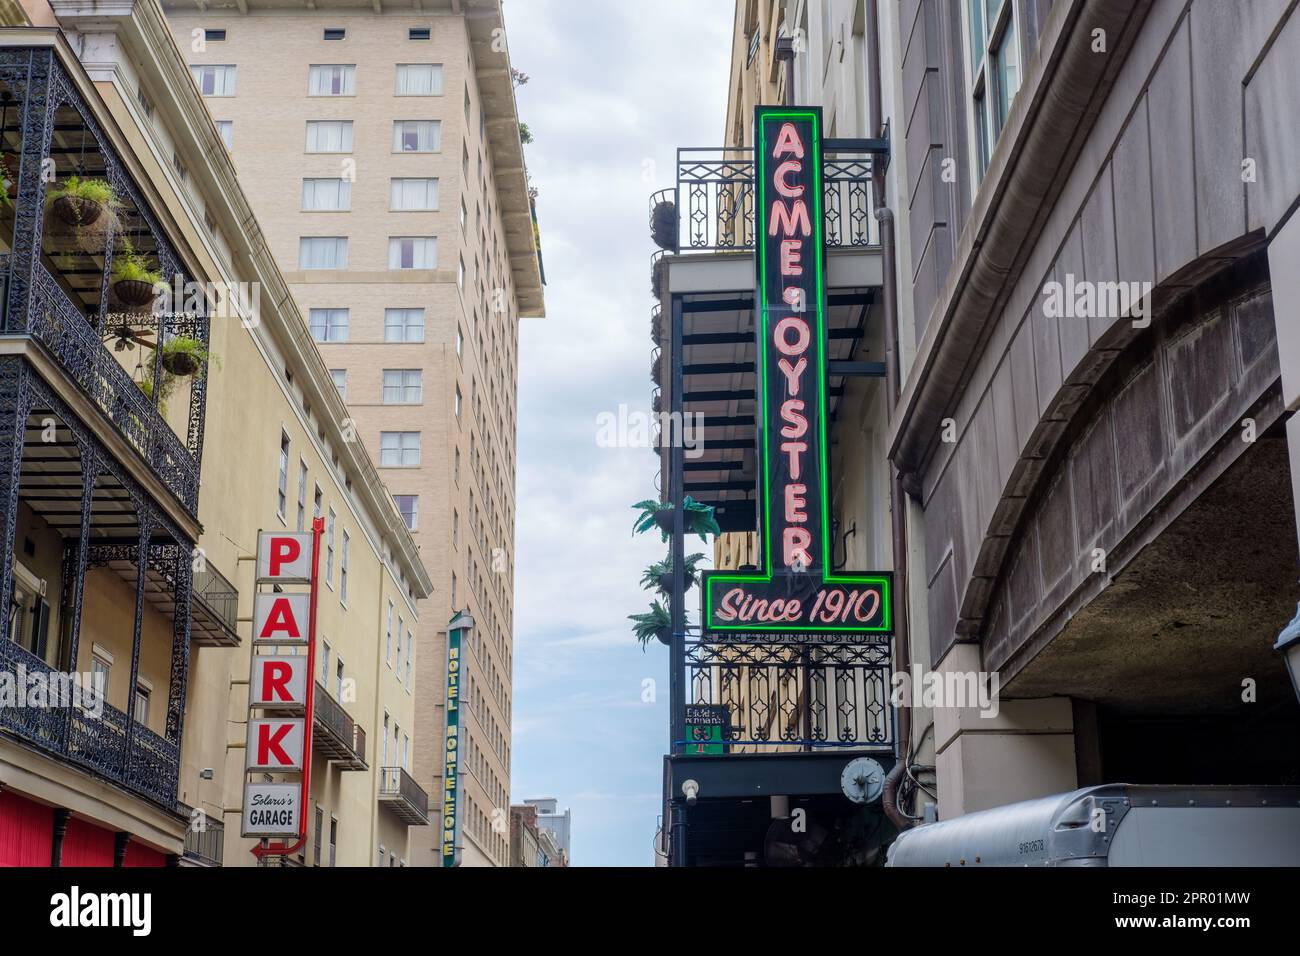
650,199,678,252
655,627,671,647
52,194,105,229
162,349,201,376
113,278,157,309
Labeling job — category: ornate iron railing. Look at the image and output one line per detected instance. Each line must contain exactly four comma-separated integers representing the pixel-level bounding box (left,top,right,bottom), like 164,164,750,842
0,637,180,807
681,634,893,752
179,803,224,866
660,146,878,254
378,766,430,825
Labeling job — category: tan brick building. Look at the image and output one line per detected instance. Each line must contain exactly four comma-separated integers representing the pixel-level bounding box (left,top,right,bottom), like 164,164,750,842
162,0,542,866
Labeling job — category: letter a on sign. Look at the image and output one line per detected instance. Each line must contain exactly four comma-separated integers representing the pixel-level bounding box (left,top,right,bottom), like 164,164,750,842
250,655,308,711
246,718,305,771
252,592,310,645
256,531,313,583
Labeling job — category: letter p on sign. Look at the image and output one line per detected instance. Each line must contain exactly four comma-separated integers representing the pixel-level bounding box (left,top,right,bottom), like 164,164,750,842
256,531,313,583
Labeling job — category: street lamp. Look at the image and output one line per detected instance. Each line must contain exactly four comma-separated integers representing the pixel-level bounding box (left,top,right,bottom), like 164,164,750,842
1275,600,1300,703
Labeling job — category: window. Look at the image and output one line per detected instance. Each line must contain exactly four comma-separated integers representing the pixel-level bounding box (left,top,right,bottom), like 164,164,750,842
384,308,425,342
385,602,394,664
204,28,226,42
216,120,233,149
388,237,436,270
299,237,347,269
459,196,467,230
457,255,465,290
297,459,308,531
390,178,438,211
309,308,349,342
314,485,323,521
277,432,290,518
455,326,463,357
382,369,423,404
335,658,344,699
321,640,331,683
323,27,345,40
90,647,112,702
306,120,353,153
404,633,412,689
328,816,338,867
966,0,1021,180
309,64,355,96
392,120,440,153
394,495,418,531
340,531,350,604
191,64,236,96
409,27,431,40
464,84,471,124
329,369,347,400
326,507,336,583
302,178,351,211
395,63,443,95
454,384,462,418
133,681,150,725
380,431,421,467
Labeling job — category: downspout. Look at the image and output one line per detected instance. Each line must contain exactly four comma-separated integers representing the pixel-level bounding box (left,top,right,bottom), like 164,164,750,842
865,0,914,832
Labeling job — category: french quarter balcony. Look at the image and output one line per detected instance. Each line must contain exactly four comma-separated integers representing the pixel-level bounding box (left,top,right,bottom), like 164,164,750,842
177,801,224,866
312,682,368,771
377,765,430,826
0,48,206,815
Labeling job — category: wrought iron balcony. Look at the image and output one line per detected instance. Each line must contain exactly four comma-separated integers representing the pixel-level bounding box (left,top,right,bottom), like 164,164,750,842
191,559,240,647
312,682,367,771
649,145,878,255
378,766,430,826
0,637,178,808
178,804,224,866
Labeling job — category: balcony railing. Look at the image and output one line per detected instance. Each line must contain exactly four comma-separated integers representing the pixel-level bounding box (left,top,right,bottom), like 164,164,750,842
192,559,240,647
650,145,878,255
312,682,367,771
0,637,178,807
178,804,224,866
378,766,430,826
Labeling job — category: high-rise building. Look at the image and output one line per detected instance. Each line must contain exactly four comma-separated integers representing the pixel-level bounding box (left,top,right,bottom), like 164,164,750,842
162,0,545,866
521,796,570,862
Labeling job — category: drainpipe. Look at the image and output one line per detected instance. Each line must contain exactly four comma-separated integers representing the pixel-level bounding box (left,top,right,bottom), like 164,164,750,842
865,0,915,832
775,36,796,106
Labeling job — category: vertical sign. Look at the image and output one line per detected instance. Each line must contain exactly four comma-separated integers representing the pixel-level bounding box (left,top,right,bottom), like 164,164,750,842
441,610,473,867
244,527,321,848
700,106,893,636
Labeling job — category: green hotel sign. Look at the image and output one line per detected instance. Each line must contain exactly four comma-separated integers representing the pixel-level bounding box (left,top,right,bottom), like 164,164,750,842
440,610,472,867
700,106,893,637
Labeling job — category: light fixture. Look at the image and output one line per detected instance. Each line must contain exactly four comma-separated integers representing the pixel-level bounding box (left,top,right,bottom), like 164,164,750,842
681,779,699,806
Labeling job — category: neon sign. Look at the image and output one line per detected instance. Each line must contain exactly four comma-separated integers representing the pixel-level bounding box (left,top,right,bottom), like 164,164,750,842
700,107,892,636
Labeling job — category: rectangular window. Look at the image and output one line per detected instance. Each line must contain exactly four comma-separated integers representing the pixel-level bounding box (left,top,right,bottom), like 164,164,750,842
299,237,347,269
328,817,337,867
966,0,1021,181
309,308,349,342
388,236,437,270
409,27,431,40
394,495,418,531
389,178,439,211
216,120,233,150
454,384,462,418
321,640,331,684
382,369,423,404
329,369,347,400
191,64,236,96
297,459,308,532
385,602,394,664
379,431,421,467
302,178,351,211
326,507,336,583
392,120,440,153
395,63,443,95
133,682,150,725
404,633,412,689
277,432,290,518
308,64,356,96
306,120,353,153
340,531,350,604
204,28,226,42
384,308,425,342
323,27,346,40
457,255,465,290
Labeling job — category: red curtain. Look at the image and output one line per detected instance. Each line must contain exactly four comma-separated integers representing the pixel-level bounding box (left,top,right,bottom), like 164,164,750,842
61,817,115,867
123,841,165,867
0,790,53,867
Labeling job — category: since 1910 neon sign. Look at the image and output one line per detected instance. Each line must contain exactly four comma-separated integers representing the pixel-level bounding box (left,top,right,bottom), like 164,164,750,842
700,106,892,636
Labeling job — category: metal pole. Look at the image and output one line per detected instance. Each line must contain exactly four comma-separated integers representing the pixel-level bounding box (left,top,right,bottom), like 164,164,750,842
670,797,688,867
669,293,686,755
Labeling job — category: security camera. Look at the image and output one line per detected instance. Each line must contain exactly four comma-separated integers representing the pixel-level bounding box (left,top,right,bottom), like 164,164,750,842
682,779,699,806
199,768,215,780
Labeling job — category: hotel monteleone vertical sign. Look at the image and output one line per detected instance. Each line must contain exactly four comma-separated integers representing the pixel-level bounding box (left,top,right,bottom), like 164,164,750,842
701,107,893,637
441,610,473,867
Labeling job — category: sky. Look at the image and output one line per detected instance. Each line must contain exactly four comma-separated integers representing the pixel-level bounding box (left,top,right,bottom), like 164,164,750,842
506,0,733,866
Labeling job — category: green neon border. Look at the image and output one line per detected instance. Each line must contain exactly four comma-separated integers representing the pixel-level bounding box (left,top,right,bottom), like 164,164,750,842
702,107,894,636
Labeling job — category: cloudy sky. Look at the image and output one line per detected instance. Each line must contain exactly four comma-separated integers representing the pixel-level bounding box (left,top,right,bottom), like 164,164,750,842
507,0,732,866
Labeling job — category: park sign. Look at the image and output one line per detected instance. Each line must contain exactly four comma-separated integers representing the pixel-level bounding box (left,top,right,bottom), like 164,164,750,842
700,106,892,637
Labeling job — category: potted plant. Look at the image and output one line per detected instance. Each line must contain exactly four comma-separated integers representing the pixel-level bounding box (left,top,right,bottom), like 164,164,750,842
112,241,164,309
161,336,210,377
46,175,117,228
632,496,720,543
628,599,671,649
650,194,677,252
136,375,174,416
641,552,705,596
0,153,17,200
